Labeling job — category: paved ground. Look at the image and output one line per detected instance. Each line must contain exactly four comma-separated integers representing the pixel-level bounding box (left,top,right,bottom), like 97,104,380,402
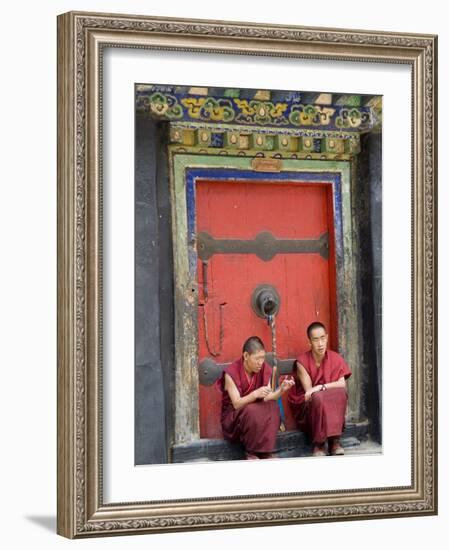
184,438,382,462
275,437,382,459
344,439,382,456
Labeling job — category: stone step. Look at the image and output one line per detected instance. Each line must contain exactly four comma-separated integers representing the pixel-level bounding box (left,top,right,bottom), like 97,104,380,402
171,420,372,462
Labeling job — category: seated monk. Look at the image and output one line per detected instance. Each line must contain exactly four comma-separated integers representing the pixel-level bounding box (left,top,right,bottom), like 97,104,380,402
288,322,352,457
218,336,294,460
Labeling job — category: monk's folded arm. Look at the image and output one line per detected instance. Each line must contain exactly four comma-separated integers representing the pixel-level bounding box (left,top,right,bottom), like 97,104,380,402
224,373,262,410
263,378,295,401
322,376,346,390
263,388,282,401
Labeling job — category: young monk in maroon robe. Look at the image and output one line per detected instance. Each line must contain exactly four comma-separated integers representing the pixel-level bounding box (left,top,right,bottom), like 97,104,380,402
288,322,352,457
218,336,294,460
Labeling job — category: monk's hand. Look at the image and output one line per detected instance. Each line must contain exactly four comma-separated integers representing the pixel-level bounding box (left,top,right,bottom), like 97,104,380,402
253,385,271,400
305,385,322,401
280,377,295,393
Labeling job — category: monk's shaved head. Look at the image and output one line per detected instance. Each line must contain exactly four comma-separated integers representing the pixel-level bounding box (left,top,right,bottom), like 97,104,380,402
242,336,265,355
306,321,327,339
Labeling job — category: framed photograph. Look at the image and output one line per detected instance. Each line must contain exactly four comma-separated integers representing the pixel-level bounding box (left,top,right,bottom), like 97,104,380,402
57,11,437,538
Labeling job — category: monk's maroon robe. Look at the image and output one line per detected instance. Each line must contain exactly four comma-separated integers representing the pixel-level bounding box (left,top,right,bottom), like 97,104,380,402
287,350,351,444
218,358,280,454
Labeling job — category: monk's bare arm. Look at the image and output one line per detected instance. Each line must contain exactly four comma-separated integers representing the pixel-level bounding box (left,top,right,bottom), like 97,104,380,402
297,363,317,401
224,373,270,410
297,363,328,402
321,376,346,390
263,376,295,401
303,371,346,401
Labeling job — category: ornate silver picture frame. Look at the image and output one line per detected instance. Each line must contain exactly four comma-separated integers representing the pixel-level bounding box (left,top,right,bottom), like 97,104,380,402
57,11,437,538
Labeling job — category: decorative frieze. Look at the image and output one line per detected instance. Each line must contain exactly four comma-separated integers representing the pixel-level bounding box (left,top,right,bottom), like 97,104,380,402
137,84,379,133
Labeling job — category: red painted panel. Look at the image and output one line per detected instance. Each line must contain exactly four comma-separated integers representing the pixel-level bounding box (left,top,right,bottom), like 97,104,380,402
196,180,337,437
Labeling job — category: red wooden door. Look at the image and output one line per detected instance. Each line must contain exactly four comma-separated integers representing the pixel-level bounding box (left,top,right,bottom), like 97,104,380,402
196,179,337,437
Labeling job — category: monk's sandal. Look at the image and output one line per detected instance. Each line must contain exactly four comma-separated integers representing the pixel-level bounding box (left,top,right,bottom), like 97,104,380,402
312,444,326,457
329,438,345,456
